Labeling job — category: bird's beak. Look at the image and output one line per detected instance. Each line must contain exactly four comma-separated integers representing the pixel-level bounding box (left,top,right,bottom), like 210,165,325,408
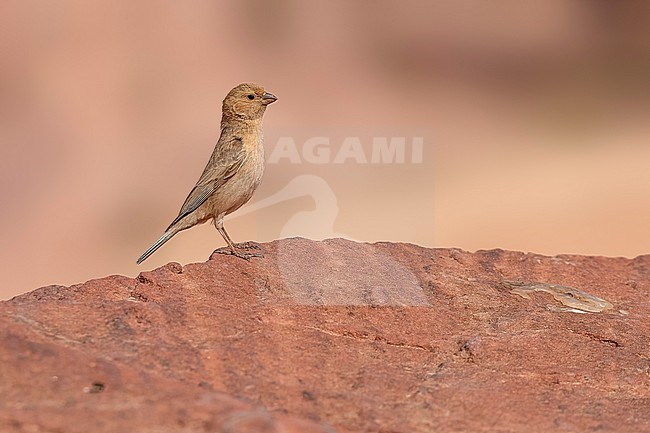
262,92,278,105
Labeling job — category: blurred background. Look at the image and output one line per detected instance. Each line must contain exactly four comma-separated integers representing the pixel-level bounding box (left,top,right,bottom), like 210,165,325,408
1,1,649,299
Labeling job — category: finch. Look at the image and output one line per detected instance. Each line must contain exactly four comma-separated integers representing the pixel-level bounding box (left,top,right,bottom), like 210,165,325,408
137,83,277,264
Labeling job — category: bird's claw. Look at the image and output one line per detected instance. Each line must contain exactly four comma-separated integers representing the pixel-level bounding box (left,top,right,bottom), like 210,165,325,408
212,247,263,261
234,241,262,251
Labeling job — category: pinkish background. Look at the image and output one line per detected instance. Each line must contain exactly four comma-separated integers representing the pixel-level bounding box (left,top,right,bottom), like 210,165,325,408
1,2,649,299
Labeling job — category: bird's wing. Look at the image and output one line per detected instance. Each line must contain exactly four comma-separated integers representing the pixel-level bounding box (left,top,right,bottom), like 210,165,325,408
166,136,245,230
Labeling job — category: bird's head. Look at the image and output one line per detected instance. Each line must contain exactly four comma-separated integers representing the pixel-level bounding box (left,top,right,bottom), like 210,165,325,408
222,83,277,121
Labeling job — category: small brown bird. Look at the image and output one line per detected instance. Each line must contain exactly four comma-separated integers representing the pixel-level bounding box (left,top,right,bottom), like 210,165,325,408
137,83,277,264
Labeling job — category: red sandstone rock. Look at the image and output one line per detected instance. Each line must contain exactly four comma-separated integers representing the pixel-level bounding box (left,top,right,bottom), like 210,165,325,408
1,238,649,432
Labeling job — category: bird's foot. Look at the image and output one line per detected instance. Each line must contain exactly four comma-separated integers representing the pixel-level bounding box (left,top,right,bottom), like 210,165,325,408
233,241,262,251
212,247,263,261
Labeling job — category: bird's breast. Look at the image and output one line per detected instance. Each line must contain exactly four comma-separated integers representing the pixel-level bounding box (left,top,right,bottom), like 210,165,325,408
211,133,265,216
243,132,265,188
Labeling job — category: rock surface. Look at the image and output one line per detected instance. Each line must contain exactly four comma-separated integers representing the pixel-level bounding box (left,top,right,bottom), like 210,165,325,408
1,238,649,432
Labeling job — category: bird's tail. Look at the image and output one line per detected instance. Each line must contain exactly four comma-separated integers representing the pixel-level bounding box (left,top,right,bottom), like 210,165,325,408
136,230,176,264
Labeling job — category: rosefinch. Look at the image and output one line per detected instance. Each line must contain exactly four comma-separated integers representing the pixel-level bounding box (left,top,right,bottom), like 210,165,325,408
137,83,277,264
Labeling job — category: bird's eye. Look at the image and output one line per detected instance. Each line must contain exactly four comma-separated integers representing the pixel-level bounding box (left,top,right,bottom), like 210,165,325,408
247,94,255,100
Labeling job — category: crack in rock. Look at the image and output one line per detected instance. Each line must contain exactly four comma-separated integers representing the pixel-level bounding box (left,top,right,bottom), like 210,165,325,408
304,325,436,352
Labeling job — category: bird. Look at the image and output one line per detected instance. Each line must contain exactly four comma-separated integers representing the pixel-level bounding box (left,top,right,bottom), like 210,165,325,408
136,83,277,264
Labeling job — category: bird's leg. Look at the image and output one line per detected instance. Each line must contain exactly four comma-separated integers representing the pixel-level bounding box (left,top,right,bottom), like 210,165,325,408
218,221,263,252
212,218,263,260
